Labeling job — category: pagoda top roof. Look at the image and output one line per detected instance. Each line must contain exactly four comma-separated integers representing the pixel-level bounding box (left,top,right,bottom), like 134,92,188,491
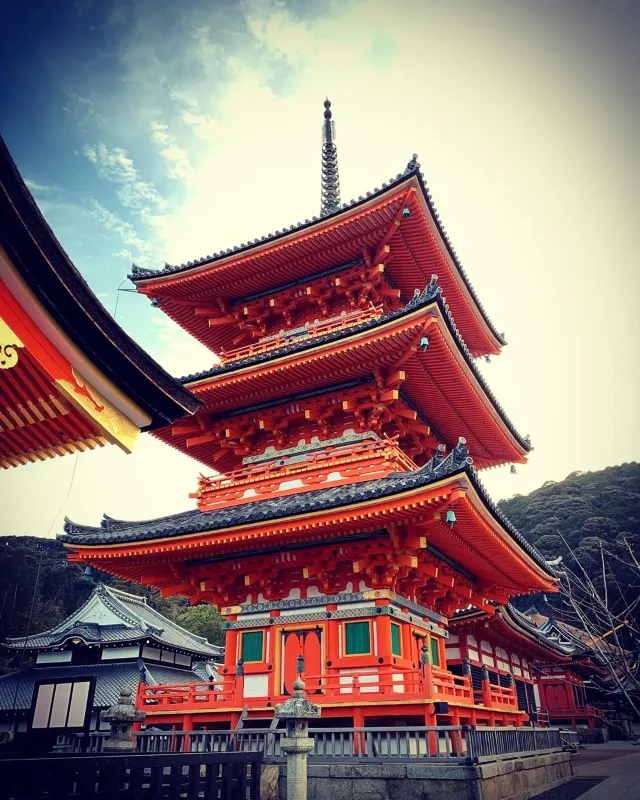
130,163,505,358
0,135,201,430
60,440,552,582
3,583,221,658
178,277,531,456
450,604,575,658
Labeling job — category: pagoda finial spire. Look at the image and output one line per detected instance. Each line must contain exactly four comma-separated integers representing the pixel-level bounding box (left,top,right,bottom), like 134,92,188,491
320,98,341,216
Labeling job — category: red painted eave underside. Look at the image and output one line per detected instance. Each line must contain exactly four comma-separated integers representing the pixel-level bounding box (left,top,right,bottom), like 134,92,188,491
154,306,526,471
66,478,555,595
134,179,501,358
0,349,104,466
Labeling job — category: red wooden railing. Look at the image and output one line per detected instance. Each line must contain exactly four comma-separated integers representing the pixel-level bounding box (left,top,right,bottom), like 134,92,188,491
193,439,416,509
219,307,384,364
137,664,520,715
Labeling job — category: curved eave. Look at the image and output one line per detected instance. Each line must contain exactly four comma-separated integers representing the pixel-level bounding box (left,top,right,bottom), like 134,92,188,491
0,135,201,428
61,468,556,594
450,606,573,661
132,172,504,358
173,297,527,469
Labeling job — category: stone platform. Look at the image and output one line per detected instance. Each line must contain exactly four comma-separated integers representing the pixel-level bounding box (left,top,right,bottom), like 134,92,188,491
274,749,573,800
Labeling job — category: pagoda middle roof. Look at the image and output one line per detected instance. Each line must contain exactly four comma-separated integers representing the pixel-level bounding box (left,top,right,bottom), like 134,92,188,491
60,441,555,593
168,278,530,468
130,166,505,358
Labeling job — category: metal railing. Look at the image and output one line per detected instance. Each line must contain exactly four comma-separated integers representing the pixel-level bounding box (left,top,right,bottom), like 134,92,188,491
63,725,577,763
466,727,563,758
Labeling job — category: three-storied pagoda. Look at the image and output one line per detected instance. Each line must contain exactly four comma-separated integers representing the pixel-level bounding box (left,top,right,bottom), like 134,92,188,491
60,101,558,731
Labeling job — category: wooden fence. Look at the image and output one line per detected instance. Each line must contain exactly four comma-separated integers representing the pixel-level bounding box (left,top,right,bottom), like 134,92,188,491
0,750,262,800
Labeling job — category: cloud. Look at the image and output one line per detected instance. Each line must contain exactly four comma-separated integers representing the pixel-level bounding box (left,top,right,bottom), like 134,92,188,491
145,311,216,377
25,179,57,194
149,121,193,180
83,143,163,210
113,248,135,260
88,199,157,264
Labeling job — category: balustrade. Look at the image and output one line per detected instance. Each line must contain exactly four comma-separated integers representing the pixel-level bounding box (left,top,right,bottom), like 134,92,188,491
64,724,576,761
137,664,521,714
219,307,383,364
194,438,416,509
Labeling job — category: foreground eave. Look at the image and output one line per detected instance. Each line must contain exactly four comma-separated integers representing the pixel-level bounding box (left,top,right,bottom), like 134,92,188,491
0,135,202,428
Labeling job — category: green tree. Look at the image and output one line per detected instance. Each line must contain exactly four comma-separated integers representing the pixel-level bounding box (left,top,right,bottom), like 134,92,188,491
174,604,225,646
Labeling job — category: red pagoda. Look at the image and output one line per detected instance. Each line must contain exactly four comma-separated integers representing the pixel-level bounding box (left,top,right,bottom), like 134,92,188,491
60,101,558,731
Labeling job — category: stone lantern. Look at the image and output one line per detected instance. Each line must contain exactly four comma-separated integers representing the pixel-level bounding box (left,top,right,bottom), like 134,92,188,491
275,677,321,800
101,687,145,752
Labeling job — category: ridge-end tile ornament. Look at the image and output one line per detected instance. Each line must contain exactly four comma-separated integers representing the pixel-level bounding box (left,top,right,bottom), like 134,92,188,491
101,686,145,752
0,317,23,370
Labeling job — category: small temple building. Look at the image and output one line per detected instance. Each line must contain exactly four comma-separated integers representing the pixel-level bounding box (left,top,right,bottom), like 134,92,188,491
0,135,201,469
0,583,222,733
520,609,610,729
59,101,561,731
447,605,610,730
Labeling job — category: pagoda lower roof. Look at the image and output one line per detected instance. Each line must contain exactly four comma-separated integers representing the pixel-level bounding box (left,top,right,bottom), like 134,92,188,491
449,605,575,661
60,443,556,595
131,168,504,358
166,281,529,469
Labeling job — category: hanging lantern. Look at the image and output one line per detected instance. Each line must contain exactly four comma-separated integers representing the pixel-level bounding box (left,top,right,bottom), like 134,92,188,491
510,464,517,474
446,509,456,527
150,298,159,308
420,336,429,352
82,566,94,582
402,207,411,219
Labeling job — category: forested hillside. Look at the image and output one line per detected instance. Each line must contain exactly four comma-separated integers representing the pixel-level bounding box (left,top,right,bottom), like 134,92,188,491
0,462,638,672
499,461,640,620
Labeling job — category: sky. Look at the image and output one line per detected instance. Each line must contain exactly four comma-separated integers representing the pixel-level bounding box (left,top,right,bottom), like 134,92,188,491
1,0,639,538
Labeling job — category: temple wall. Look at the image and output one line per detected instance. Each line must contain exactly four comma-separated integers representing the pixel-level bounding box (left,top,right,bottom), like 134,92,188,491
445,633,532,681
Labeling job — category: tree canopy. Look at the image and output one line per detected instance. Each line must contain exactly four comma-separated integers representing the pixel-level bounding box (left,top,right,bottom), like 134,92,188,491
499,462,640,623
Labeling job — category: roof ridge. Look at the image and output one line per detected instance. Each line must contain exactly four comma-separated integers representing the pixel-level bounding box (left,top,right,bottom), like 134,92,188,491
65,509,200,537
